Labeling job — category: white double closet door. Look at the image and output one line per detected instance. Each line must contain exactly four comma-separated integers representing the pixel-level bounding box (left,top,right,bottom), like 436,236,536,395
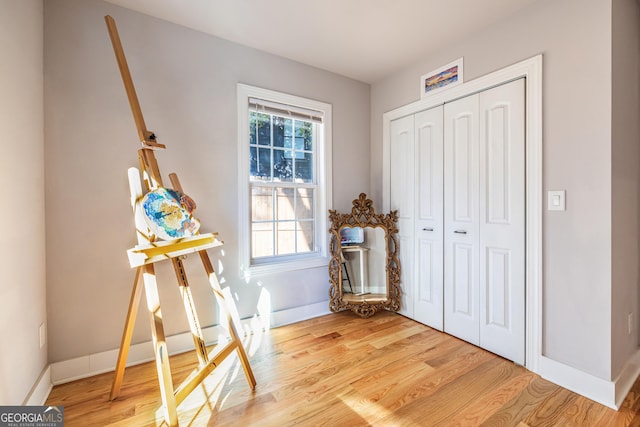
390,78,525,364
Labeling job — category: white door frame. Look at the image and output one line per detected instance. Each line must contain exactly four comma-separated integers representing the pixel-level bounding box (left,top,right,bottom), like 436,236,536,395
382,55,542,373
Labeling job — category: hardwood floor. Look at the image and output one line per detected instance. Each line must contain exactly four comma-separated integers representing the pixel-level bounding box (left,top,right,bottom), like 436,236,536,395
46,311,640,426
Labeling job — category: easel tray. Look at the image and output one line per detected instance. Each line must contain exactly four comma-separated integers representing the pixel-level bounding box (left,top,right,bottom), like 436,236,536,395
127,232,221,267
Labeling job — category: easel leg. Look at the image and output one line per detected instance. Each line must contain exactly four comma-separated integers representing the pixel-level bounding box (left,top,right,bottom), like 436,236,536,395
110,267,143,400
172,257,209,367
198,251,257,390
227,310,257,391
142,264,178,426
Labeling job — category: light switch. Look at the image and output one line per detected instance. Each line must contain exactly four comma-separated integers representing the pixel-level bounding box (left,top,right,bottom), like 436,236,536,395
547,190,566,211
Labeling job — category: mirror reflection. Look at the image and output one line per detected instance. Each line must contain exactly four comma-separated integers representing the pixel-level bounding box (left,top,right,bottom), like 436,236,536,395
340,226,386,299
328,193,401,318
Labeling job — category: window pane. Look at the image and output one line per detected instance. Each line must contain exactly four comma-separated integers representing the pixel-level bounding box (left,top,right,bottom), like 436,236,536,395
249,112,257,145
250,146,272,181
273,149,293,181
295,152,313,183
273,116,292,148
297,220,314,252
273,116,284,147
249,146,258,176
295,120,313,151
276,188,295,220
251,187,273,221
284,119,293,149
296,188,314,220
252,222,273,258
256,113,271,146
276,221,296,255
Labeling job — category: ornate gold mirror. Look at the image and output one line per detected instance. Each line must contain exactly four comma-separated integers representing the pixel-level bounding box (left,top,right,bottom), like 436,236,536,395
328,193,401,318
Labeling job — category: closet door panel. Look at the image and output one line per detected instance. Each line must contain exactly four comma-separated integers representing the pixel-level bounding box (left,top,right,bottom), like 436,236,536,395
390,115,415,317
414,107,444,330
479,78,525,364
444,95,480,346
453,242,474,314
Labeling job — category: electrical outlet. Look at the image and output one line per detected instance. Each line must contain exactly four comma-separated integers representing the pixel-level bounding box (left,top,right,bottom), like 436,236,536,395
628,313,633,336
39,322,46,348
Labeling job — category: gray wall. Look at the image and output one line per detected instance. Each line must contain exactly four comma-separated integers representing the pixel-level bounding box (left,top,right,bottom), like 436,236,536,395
611,0,640,378
0,0,47,404
44,0,370,363
371,0,620,380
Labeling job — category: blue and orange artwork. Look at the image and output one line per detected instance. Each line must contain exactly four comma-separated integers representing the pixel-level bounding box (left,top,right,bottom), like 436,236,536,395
140,187,200,241
424,65,459,93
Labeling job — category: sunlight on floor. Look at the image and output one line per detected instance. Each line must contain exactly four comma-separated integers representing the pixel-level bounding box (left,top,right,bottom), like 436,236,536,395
149,324,269,425
337,389,406,426
151,352,236,425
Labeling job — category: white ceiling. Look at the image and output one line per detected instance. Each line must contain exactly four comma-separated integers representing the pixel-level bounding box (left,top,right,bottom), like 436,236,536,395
104,0,541,83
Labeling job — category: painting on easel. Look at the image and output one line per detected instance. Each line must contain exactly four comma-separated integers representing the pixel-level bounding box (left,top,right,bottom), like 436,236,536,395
140,187,200,240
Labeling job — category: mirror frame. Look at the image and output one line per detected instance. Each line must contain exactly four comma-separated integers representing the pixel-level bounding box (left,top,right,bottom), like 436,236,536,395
328,193,401,318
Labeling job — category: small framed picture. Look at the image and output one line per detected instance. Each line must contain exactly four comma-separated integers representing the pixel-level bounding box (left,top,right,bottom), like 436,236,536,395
420,58,464,98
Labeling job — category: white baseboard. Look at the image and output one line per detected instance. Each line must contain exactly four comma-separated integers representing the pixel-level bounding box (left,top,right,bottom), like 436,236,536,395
614,347,640,408
539,355,616,409
47,301,330,386
269,300,331,327
23,365,53,406
539,349,640,410
49,324,227,385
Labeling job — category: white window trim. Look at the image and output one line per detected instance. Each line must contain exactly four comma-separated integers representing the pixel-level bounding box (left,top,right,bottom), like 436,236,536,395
237,83,333,276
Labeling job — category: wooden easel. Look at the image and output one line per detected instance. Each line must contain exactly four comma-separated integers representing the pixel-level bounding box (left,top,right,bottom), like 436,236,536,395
104,15,256,426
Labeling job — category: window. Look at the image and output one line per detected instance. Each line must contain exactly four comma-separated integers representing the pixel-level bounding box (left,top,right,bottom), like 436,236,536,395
238,84,332,273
